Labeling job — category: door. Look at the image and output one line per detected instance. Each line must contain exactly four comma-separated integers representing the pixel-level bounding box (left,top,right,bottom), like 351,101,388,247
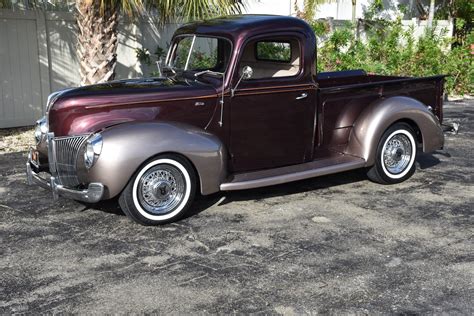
229,36,315,172
0,12,44,128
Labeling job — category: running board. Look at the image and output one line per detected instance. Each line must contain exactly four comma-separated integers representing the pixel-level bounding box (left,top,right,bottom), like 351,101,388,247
220,155,366,191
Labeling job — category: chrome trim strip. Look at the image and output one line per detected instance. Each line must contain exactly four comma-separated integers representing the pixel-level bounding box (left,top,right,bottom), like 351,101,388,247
53,133,91,140
237,83,317,92
84,94,218,109
47,132,57,174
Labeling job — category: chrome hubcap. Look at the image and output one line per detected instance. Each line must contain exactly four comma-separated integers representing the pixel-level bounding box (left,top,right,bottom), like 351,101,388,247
138,164,186,215
383,134,412,174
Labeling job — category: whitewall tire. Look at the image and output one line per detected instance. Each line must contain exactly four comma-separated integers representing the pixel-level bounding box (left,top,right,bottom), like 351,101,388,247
119,154,196,225
367,122,418,184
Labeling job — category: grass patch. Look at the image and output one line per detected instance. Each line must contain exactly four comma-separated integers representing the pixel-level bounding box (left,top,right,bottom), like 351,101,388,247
0,127,34,154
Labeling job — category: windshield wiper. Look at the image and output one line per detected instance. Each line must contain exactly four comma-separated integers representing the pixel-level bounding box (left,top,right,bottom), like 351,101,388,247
194,70,224,78
162,65,177,75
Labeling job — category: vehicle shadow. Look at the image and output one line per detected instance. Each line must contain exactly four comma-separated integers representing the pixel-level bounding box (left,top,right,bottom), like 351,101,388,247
210,168,368,208
82,168,369,220
417,151,445,170
79,198,125,216
80,153,444,220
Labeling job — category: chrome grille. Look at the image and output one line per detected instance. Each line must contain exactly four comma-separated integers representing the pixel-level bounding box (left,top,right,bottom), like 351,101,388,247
53,135,89,187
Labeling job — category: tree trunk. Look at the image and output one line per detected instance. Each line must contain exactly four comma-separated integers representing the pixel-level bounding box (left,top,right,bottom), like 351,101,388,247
76,0,119,86
351,0,356,23
427,0,435,28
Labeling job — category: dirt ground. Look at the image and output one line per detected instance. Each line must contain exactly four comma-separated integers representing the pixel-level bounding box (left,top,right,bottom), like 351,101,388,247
0,100,472,314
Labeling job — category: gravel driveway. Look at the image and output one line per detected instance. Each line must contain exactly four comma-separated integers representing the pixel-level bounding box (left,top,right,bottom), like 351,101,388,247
1,100,472,314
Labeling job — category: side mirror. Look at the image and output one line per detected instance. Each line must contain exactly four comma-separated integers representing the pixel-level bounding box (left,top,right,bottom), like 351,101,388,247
232,65,253,97
242,65,253,79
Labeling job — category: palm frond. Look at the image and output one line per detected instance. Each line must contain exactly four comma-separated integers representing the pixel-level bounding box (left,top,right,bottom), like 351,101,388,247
78,0,242,21
154,0,243,24
303,0,335,21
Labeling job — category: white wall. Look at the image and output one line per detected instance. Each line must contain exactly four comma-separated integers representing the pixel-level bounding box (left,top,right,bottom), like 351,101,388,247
243,0,429,20
45,12,79,92
243,0,294,16
242,0,370,19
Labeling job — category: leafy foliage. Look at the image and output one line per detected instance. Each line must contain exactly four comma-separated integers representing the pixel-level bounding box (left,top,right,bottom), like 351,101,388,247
135,47,152,65
313,19,473,95
175,37,218,70
256,42,291,62
85,0,243,22
190,52,217,69
136,44,168,76
435,0,473,46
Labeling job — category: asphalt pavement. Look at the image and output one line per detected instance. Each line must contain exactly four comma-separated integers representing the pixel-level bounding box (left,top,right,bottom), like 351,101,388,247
1,99,472,314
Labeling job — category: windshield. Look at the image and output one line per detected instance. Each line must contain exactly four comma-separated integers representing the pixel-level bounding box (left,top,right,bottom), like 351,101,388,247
167,36,232,74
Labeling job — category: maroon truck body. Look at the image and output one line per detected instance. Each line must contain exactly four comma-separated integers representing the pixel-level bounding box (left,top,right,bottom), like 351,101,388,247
47,69,444,174
27,15,445,225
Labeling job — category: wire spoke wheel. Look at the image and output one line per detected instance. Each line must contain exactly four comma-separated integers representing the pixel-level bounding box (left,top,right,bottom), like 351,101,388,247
367,123,417,184
119,155,196,225
383,133,412,175
138,164,186,215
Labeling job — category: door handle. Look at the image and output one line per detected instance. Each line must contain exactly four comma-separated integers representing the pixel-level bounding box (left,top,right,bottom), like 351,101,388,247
296,93,308,100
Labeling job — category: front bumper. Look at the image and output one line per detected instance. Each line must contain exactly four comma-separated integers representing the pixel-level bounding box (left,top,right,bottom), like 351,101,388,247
26,149,104,203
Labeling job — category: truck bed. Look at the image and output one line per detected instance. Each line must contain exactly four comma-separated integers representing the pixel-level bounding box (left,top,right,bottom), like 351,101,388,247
314,69,445,150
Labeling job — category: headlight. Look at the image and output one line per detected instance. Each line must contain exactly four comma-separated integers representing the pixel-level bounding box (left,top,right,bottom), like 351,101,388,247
34,116,48,144
84,133,103,169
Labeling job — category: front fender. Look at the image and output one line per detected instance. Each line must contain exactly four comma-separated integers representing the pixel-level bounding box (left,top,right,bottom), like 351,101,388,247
345,96,444,166
79,122,227,199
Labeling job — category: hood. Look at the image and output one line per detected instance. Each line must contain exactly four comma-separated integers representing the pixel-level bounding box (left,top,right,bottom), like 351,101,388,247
48,77,219,137
50,77,217,110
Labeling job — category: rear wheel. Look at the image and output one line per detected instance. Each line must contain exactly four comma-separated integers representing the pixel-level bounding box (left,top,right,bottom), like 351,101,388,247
119,154,196,225
367,122,417,184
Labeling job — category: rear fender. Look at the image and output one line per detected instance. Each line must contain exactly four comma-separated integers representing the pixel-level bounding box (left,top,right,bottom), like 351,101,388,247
80,122,227,199
346,96,444,166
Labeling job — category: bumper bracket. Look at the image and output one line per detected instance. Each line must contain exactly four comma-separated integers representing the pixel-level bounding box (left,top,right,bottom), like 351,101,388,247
26,150,104,203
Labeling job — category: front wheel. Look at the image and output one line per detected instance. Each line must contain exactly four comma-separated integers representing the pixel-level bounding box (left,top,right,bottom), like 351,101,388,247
367,122,417,184
119,154,196,225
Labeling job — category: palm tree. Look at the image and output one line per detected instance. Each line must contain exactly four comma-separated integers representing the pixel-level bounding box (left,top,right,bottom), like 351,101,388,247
76,0,242,85
427,0,435,27
294,0,334,22
351,0,356,22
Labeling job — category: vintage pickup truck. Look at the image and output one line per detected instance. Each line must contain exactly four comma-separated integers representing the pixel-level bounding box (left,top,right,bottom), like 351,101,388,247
27,15,445,225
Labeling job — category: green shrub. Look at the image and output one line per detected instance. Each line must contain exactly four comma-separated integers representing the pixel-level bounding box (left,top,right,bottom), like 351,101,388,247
314,19,473,95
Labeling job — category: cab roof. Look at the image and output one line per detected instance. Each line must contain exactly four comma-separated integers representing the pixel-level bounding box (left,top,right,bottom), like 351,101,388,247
173,14,314,42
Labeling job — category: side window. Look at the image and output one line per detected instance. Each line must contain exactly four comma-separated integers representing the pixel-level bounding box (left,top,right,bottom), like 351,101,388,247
239,38,301,80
